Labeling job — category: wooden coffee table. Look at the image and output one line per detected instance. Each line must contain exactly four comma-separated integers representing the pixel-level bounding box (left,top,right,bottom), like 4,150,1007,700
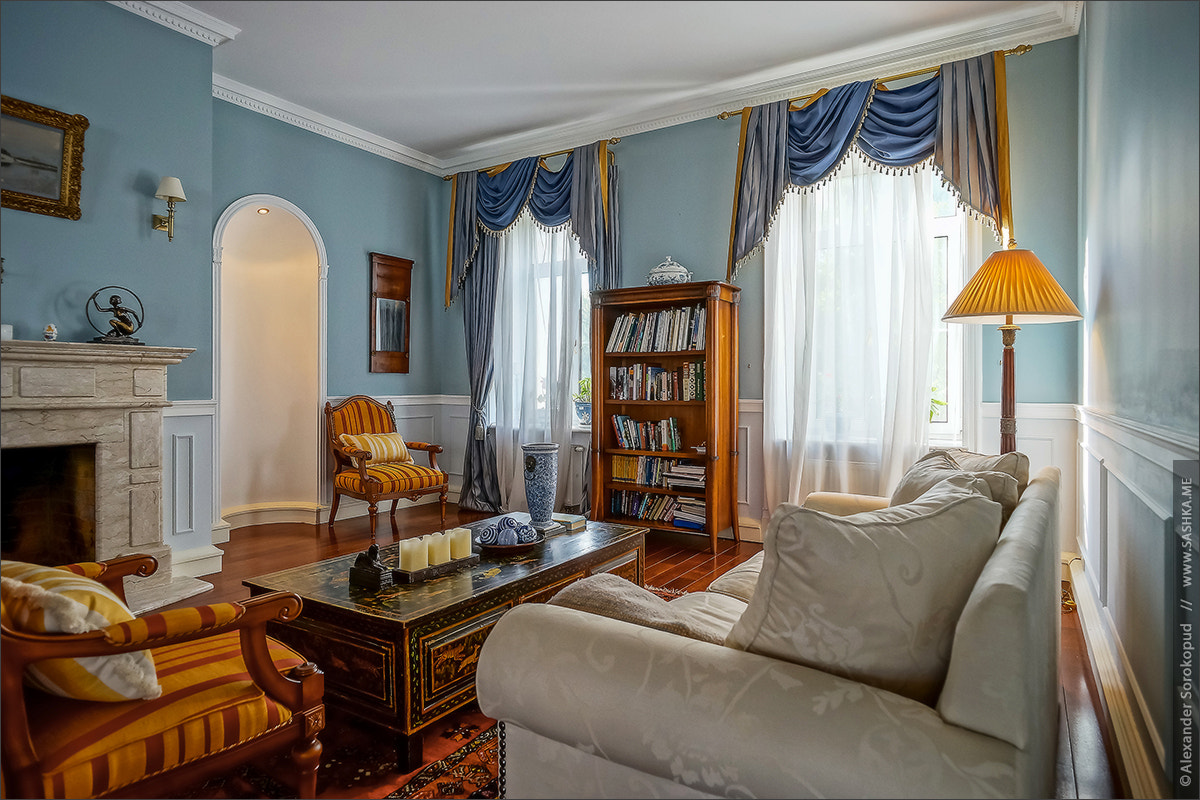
244,514,646,770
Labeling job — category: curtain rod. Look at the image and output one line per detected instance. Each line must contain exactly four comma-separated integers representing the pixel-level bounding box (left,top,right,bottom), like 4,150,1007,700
716,43,1032,120
441,137,620,180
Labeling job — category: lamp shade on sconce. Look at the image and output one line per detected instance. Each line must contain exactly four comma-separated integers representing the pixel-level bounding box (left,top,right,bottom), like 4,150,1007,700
942,248,1081,324
154,176,186,203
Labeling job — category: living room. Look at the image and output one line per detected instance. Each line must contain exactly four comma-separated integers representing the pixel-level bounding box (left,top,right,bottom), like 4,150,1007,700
1,1,1196,798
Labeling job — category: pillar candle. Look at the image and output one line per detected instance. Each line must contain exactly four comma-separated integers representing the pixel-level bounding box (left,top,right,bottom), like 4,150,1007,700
403,537,428,571
450,528,472,559
427,532,451,565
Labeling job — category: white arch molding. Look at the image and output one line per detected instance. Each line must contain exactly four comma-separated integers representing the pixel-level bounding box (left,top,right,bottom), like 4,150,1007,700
211,194,329,527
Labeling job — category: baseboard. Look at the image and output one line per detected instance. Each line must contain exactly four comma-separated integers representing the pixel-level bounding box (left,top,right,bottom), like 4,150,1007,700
1069,558,1171,798
171,544,225,578
222,502,324,528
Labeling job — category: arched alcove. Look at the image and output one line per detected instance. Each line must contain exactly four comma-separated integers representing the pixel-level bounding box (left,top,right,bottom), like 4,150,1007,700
212,195,328,524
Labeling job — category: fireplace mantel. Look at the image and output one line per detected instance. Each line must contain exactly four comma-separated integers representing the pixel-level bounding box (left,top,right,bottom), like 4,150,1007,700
1,339,209,612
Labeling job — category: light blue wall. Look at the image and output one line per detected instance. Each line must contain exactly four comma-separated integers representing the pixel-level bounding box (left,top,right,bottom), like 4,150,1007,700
1080,0,1199,433
614,117,764,399
212,101,460,397
998,36,1081,404
1,1,215,399
2,0,1085,409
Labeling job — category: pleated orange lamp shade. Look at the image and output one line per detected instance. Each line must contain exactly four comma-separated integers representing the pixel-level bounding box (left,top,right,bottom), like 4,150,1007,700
942,248,1081,324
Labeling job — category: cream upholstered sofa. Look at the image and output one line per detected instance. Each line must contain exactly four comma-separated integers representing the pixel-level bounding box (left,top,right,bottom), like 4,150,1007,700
476,453,1061,799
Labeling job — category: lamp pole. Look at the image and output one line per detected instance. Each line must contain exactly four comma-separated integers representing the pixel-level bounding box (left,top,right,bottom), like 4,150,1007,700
999,316,1019,454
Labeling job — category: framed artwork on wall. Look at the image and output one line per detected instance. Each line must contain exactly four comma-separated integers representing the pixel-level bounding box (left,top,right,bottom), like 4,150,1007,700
1,95,89,220
369,252,413,373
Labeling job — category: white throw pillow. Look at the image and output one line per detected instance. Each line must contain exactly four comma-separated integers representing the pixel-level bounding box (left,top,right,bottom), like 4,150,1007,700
726,475,1001,705
891,450,1019,523
937,447,1030,493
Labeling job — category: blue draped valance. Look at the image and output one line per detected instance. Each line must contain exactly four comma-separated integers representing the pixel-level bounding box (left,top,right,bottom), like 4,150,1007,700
728,51,1011,277
445,140,620,306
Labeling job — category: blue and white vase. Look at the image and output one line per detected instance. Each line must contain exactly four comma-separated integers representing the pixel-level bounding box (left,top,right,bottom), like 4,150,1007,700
522,442,559,531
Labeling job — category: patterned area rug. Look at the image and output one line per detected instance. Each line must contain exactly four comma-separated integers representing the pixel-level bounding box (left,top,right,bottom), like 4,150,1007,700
388,725,498,798
181,706,498,799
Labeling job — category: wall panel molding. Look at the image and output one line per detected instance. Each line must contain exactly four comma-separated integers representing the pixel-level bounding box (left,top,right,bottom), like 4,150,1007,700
1073,407,1196,796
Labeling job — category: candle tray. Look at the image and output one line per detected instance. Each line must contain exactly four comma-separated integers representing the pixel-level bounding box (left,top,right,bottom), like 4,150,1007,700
391,552,479,584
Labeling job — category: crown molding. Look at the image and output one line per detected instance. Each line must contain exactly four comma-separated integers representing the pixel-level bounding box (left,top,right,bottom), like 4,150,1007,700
212,76,442,174
124,0,1082,176
443,1,1084,173
109,1,240,47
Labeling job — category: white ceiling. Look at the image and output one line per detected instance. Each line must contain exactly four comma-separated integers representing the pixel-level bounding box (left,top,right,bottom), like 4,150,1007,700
129,1,1081,174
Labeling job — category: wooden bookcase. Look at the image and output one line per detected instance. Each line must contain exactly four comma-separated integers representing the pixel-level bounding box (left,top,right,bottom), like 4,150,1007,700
589,281,740,553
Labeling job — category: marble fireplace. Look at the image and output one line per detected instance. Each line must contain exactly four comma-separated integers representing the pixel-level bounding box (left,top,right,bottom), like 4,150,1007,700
1,340,210,612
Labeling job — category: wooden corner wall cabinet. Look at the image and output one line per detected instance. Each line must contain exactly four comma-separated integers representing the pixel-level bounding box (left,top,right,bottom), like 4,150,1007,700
590,281,740,553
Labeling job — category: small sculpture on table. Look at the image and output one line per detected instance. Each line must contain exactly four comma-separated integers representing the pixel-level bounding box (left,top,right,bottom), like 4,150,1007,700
86,285,145,345
349,543,392,591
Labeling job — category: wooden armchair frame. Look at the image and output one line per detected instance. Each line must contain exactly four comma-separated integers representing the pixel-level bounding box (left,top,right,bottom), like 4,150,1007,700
325,395,448,536
1,555,325,799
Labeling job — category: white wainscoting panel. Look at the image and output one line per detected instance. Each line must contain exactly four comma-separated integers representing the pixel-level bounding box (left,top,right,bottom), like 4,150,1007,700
737,399,765,542
978,402,1079,552
1073,407,1197,798
162,402,223,577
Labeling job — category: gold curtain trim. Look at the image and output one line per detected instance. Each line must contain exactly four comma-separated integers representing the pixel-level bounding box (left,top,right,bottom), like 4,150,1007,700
445,174,458,307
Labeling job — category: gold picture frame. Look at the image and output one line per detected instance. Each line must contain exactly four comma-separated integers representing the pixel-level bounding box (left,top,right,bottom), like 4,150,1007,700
1,95,89,220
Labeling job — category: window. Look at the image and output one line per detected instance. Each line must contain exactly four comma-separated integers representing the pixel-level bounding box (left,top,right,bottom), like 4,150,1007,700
928,175,984,447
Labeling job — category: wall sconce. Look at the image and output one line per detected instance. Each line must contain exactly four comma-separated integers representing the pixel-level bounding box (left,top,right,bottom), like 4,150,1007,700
151,176,186,242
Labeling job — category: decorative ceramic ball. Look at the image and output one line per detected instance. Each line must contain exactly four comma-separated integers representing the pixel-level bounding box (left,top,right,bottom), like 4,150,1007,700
477,523,499,545
517,524,539,543
498,516,522,531
497,527,518,546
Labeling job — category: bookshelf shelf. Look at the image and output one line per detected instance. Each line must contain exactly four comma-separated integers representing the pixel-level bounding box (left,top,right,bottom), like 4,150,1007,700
589,281,740,553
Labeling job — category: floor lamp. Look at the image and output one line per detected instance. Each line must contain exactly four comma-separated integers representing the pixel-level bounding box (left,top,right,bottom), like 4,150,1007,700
942,244,1082,454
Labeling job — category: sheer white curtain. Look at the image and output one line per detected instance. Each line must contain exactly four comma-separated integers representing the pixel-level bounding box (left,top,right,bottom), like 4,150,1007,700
491,212,588,513
763,151,934,512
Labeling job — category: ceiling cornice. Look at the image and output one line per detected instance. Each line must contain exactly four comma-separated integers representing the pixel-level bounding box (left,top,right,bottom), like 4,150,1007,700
211,76,442,174
122,0,1083,177
109,1,239,47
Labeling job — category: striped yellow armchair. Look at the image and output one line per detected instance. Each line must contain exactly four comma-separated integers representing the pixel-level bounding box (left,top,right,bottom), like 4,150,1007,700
0,555,325,799
324,395,449,537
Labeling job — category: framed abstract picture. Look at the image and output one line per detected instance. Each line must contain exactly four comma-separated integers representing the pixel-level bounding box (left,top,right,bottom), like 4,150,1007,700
1,95,89,220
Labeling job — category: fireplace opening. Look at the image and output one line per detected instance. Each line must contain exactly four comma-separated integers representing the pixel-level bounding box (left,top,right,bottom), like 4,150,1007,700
1,444,97,565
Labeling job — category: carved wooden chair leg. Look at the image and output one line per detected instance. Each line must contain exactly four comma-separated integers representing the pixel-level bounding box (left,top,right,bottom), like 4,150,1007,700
328,493,341,532
389,498,400,519
292,737,323,799
439,489,448,528
367,501,379,538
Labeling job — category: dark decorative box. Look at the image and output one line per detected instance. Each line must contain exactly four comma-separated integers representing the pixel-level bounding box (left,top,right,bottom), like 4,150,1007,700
391,553,480,584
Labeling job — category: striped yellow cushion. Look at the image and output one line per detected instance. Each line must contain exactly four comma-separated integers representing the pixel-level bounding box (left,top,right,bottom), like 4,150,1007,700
25,632,306,799
0,561,161,702
340,431,414,464
334,462,446,494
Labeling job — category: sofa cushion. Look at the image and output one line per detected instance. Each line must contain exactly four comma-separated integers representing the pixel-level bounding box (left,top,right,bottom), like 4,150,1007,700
937,447,1030,493
891,450,1019,522
24,631,306,799
0,561,161,702
340,431,414,465
333,461,445,494
726,475,1002,705
549,574,725,644
705,551,763,603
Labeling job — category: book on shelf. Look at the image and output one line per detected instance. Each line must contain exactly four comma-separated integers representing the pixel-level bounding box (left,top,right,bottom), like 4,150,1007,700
606,304,708,354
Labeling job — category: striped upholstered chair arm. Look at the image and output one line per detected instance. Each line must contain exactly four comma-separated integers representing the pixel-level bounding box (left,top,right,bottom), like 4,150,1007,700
404,441,443,470
55,555,159,603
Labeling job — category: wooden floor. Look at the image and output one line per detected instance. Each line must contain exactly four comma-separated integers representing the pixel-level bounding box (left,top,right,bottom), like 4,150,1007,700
167,502,1124,799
